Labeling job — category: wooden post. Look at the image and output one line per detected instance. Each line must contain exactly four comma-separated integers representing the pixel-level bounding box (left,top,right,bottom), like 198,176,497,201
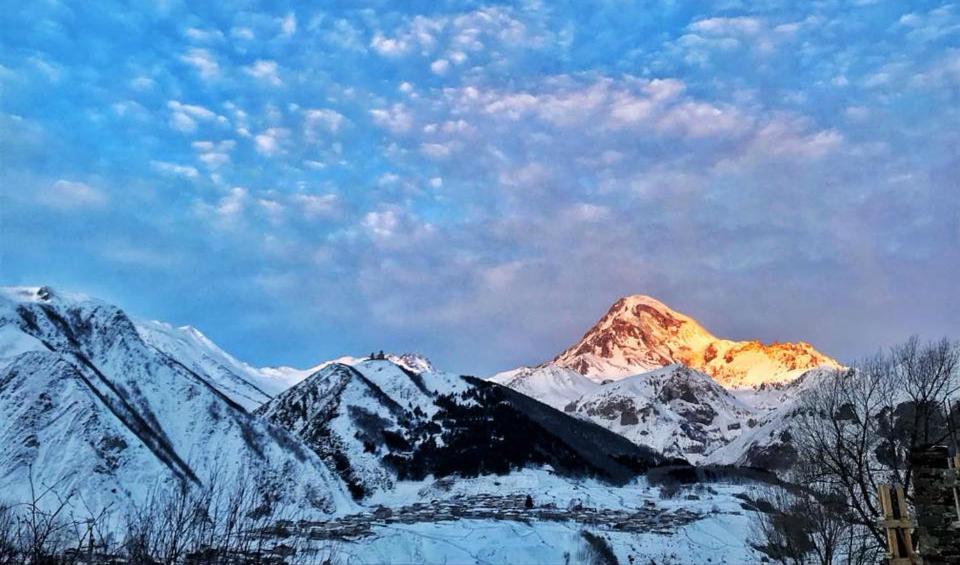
878,484,919,564
950,455,960,528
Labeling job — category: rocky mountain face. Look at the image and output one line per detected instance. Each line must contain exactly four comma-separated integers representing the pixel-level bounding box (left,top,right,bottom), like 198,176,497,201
564,365,755,463
492,294,841,466
257,359,667,500
553,295,839,388
0,286,352,514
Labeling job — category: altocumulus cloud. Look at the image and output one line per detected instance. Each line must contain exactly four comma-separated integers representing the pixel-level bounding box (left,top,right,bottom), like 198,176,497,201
0,0,957,374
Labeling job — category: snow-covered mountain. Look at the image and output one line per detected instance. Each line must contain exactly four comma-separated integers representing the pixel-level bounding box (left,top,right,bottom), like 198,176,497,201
135,320,283,410
489,364,599,410
488,294,841,465
258,358,668,499
564,365,755,463
256,352,437,392
493,363,761,463
0,285,668,508
554,295,839,387
705,367,847,470
0,286,352,513
0,285,793,563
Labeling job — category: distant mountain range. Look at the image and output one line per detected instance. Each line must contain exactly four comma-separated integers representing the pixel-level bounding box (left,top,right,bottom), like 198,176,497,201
0,284,853,562
0,286,665,515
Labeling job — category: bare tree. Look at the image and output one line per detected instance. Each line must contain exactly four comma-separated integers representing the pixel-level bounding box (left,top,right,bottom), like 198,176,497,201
758,337,960,563
751,486,880,565
0,503,18,565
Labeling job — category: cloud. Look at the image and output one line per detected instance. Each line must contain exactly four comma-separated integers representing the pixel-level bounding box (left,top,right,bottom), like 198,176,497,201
419,141,455,159
304,108,346,139
254,128,289,155
180,48,219,80
370,104,414,133
257,198,284,223
168,101,221,133
369,6,562,64
430,59,450,75
215,187,247,222
151,160,200,179
112,100,148,119
656,101,750,138
360,208,435,247
185,27,225,43
129,76,155,91
192,140,235,168
244,60,282,86
689,16,763,36
715,117,844,172
292,193,339,219
37,180,107,209
370,15,444,57
898,5,960,43
431,75,750,141
370,33,411,57
4,0,958,374
279,12,297,38
671,14,807,65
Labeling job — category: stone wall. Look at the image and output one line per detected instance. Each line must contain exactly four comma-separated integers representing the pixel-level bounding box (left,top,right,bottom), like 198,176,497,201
910,445,960,564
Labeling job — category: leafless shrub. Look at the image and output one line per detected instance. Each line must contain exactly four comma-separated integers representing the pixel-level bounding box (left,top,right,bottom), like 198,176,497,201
0,502,18,565
0,467,330,563
120,467,312,563
577,530,618,565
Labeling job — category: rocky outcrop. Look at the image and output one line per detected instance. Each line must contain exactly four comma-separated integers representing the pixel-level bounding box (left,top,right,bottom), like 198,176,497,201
553,295,839,387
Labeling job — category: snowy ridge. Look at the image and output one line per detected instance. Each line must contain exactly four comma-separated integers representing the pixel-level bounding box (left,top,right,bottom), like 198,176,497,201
135,320,280,410
705,366,847,469
489,364,599,410
0,286,352,514
257,352,437,392
259,358,667,500
553,294,839,387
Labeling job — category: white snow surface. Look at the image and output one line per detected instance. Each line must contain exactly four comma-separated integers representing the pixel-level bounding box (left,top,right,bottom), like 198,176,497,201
489,364,599,410
705,366,847,468
257,359,479,498
135,320,282,409
258,353,437,392
0,286,354,515
487,361,845,465
354,468,765,564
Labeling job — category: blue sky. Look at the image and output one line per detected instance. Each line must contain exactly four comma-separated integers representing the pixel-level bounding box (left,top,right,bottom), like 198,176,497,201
1,0,958,374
